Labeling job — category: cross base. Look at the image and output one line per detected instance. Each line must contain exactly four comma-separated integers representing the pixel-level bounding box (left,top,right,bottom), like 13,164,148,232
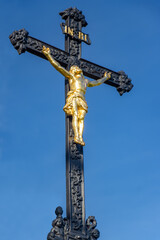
47,207,99,240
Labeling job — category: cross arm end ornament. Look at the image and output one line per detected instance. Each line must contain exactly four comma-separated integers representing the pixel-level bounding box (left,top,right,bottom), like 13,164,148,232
80,58,133,95
9,28,28,54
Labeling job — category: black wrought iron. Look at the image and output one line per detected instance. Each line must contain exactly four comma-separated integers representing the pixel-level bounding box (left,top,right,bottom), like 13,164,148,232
9,7,133,240
64,10,86,234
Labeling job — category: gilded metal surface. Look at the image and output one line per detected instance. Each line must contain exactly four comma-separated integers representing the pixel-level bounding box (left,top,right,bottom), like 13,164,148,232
42,46,111,146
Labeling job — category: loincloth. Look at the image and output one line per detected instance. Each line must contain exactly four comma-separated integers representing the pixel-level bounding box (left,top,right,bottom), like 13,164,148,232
63,91,88,116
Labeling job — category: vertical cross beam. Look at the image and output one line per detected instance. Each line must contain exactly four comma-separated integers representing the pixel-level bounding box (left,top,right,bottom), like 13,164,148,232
59,8,87,233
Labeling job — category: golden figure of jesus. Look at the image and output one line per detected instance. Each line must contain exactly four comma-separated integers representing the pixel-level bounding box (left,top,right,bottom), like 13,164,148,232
42,46,111,146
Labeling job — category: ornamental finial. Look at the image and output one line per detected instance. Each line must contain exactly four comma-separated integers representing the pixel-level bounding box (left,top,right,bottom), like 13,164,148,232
59,7,88,27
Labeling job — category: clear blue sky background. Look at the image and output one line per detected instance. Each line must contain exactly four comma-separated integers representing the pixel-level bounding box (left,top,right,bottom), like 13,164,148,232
0,0,160,240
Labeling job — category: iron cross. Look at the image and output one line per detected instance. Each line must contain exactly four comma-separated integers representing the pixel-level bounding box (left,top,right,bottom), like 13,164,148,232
9,7,133,240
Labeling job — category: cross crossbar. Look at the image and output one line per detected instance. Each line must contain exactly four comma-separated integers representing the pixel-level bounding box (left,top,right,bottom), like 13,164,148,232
9,30,133,96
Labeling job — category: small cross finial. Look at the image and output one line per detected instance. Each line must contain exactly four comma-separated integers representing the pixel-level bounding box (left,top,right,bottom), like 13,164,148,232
55,206,63,218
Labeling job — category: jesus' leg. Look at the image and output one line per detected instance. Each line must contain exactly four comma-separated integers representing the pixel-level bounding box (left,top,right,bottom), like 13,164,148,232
72,98,80,144
78,109,86,146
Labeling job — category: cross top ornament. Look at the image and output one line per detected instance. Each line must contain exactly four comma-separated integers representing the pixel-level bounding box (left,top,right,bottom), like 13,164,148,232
9,7,133,240
60,7,88,26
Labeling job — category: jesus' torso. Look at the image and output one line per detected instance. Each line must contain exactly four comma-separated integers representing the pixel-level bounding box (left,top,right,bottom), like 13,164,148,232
69,74,88,97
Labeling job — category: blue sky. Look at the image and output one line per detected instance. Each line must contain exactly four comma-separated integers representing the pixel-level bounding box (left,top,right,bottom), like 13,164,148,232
0,0,160,240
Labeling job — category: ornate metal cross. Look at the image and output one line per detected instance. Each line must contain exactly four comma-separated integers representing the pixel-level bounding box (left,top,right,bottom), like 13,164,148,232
9,7,133,240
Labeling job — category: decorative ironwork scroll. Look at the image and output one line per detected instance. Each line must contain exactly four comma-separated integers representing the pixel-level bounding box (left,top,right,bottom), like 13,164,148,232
47,206,100,240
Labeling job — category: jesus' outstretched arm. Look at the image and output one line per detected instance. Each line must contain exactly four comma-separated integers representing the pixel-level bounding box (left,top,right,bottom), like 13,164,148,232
87,72,111,87
42,46,72,79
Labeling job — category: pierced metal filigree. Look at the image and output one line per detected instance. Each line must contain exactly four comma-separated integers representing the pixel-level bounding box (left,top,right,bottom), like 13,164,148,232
71,167,83,231
70,40,80,56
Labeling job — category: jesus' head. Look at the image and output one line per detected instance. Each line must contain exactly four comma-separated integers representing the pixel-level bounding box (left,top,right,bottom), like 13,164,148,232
69,65,83,76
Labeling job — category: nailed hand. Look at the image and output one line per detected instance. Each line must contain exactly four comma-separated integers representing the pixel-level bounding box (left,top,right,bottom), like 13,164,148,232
104,71,111,79
42,46,50,55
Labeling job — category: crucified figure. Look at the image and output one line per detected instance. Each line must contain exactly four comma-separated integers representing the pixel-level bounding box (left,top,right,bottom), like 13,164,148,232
42,46,111,146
